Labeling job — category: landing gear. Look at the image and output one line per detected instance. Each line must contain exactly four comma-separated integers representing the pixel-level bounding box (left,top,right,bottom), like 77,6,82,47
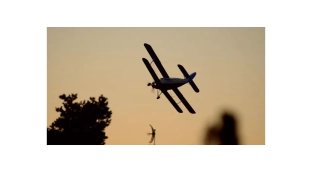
156,89,162,99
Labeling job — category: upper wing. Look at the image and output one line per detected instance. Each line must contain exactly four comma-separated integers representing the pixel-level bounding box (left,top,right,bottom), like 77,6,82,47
144,43,170,78
172,88,196,114
149,124,154,131
142,58,161,85
162,90,183,113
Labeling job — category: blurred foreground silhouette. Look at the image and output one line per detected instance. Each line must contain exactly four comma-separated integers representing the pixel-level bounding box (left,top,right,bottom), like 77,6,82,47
47,94,113,145
204,110,240,145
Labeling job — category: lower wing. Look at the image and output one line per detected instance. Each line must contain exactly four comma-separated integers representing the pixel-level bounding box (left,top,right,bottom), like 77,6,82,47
162,90,183,113
172,88,196,114
149,135,155,143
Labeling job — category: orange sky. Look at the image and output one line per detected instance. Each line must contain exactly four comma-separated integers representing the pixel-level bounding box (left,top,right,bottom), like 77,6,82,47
47,27,265,145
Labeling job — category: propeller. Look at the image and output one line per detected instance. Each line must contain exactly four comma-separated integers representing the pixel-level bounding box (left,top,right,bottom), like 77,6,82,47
147,82,155,93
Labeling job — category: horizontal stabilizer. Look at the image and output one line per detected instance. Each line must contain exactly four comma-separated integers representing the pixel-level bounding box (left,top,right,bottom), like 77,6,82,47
178,64,199,93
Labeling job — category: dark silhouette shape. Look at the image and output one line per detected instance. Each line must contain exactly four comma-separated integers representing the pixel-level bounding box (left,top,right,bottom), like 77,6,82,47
47,94,113,145
147,124,156,145
142,43,198,114
204,110,240,145
219,113,239,145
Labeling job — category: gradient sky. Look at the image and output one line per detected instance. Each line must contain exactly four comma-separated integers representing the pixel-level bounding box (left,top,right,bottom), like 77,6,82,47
47,27,265,145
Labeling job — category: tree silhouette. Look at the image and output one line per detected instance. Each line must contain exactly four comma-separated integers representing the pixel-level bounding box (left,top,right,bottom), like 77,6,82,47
47,94,113,145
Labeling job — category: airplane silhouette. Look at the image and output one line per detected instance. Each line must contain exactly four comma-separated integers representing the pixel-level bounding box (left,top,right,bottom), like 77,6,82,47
142,43,200,114
147,124,156,145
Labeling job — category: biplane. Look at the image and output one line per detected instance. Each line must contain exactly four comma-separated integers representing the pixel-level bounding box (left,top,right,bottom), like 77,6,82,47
147,124,156,145
142,43,199,114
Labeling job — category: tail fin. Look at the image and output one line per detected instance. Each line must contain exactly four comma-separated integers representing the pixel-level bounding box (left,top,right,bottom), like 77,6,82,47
188,72,196,81
177,64,200,93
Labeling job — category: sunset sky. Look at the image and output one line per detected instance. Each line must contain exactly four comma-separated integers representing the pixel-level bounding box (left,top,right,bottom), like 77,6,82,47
47,27,265,145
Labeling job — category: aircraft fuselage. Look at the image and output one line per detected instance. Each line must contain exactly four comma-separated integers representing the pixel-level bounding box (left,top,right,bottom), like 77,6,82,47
151,78,188,90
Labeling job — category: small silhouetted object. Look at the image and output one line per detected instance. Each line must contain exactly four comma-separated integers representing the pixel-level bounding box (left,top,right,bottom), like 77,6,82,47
204,111,240,145
47,94,113,145
147,124,156,145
